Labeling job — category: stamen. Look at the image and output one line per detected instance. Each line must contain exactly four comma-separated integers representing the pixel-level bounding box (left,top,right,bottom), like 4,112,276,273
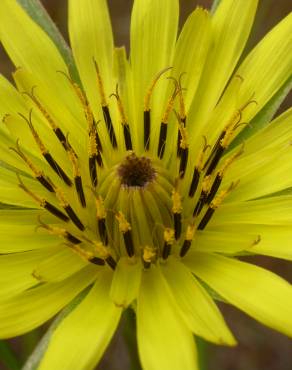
180,223,195,257
66,139,86,207
37,218,81,245
207,144,244,204
188,136,210,198
18,111,72,186
93,59,118,148
144,67,172,150
142,245,156,269
17,175,69,222
172,188,182,240
116,211,134,257
193,175,212,217
198,181,239,230
176,73,187,157
23,88,68,150
158,81,180,159
175,111,189,178
111,85,132,151
54,186,85,231
94,194,108,245
162,227,175,259
10,141,54,193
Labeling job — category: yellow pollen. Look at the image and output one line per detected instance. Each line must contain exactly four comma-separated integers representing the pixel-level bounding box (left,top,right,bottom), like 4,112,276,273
172,189,183,214
164,228,175,244
116,211,131,233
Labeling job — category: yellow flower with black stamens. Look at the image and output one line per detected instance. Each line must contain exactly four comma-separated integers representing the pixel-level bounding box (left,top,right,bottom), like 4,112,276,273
0,0,292,369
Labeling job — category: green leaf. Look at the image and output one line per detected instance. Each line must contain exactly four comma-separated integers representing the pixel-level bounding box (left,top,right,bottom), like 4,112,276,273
229,74,292,150
0,341,21,370
21,287,91,370
211,0,221,14
16,0,80,84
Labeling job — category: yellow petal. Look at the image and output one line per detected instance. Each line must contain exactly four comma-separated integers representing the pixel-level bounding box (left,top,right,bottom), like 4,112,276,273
0,266,98,338
190,230,260,254
33,247,89,282
39,271,121,370
0,0,80,126
0,247,57,299
162,257,236,345
137,265,198,370
68,0,117,151
197,11,292,147
188,0,258,136
210,223,292,261
185,253,292,337
110,257,142,307
210,196,292,226
130,0,179,149
172,7,211,111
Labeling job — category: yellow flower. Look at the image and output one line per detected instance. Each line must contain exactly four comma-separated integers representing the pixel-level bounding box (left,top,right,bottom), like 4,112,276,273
0,0,292,369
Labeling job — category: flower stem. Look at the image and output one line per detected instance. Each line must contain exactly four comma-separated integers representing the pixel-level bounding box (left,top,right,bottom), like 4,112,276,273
122,308,142,370
0,340,21,370
196,337,208,370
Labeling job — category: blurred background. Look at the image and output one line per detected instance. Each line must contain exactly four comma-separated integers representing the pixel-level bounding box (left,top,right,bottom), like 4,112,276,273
1,1,292,370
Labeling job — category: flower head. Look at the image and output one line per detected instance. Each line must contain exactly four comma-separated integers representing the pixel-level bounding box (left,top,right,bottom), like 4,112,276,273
0,0,292,369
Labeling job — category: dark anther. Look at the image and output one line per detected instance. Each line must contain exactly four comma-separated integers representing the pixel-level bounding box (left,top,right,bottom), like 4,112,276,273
144,110,151,150
158,122,167,159
123,124,133,151
102,105,117,148
43,152,72,186
123,230,135,257
180,240,192,257
64,205,85,231
106,255,117,270
36,175,54,193
203,131,225,171
54,127,68,150
162,242,171,260
193,192,207,217
179,148,188,178
44,201,69,222
205,145,225,176
143,260,151,269
177,130,182,157
197,207,215,230
90,257,106,266
95,129,103,153
98,218,108,245
174,213,182,240
95,152,103,167
89,156,98,187
65,232,82,245
206,174,222,204
75,176,86,208
189,168,200,197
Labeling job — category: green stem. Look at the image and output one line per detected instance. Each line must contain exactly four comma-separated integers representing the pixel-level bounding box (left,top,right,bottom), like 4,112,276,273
196,337,208,370
0,340,21,370
122,309,142,370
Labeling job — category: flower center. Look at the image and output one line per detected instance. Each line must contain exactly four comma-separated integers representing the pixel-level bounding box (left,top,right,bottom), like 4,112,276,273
117,153,156,187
